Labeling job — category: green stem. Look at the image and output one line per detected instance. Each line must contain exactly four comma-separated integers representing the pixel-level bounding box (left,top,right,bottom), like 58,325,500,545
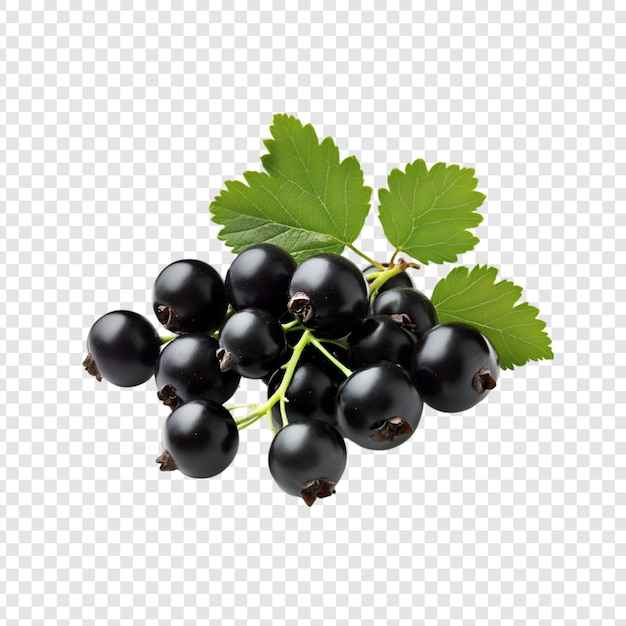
237,413,265,430
234,329,314,430
368,263,406,296
279,395,289,428
309,338,353,377
281,319,300,331
267,410,277,435
226,403,259,411
366,258,420,301
389,248,400,265
206,306,237,340
212,306,235,339
159,335,177,345
345,243,385,270
319,338,350,350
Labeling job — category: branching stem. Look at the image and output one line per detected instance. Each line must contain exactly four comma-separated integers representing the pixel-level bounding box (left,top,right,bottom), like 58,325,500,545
234,330,314,430
345,243,385,270
309,338,353,377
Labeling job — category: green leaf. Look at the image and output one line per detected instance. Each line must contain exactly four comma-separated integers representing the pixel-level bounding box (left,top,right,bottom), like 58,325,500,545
431,265,553,370
378,159,486,264
210,114,372,263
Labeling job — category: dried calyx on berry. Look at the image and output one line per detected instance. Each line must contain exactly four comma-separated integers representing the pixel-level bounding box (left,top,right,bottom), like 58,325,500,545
287,253,369,338
411,322,500,413
153,259,227,334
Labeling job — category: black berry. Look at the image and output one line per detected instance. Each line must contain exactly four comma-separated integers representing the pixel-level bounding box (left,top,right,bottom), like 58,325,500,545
370,287,439,338
336,361,423,450
217,308,287,379
153,259,227,334
84,310,161,387
157,399,239,478
268,419,347,506
267,360,344,431
154,334,241,409
225,243,296,317
288,253,369,338
347,314,417,370
411,322,500,413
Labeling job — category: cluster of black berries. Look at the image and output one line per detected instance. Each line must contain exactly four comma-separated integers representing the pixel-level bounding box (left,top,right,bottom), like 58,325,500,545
83,243,499,505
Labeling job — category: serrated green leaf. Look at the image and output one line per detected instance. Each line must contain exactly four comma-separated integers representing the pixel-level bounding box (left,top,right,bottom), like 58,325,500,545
431,265,553,370
210,114,372,263
378,159,486,264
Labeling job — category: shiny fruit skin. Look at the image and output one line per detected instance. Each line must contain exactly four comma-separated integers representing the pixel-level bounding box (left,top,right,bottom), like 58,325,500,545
154,334,241,406
267,360,344,431
153,259,227,334
163,400,238,478
225,243,296,317
411,322,500,413
86,310,160,387
347,315,417,370
288,253,369,338
370,287,438,338
218,308,286,379
268,419,347,504
336,361,423,450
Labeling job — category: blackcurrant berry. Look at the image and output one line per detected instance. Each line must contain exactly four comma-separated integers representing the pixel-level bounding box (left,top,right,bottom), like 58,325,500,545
225,243,296,317
363,263,413,293
153,259,227,334
154,334,241,409
370,287,439,338
84,310,161,387
287,253,369,338
336,361,423,450
157,399,238,478
411,322,500,413
217,308,287,379
268,419,347,506
347,314,417,370
267,360,344,431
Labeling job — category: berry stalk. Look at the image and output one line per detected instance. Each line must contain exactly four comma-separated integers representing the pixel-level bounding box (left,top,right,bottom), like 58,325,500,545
308,338,353,377
234,329,315,431
366,258,420,301
345,243,385,270
159,334,177,345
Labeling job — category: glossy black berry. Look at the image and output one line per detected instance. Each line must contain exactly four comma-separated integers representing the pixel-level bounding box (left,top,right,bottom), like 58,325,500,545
336,361,423,450
153,259,227,334
411,322,500,413
84,310,160,387
370,287,439,338
154,334,241,409
288,253,369,338
157,399,238,478
268,419,347,506
225,243,297,317
363,263,413,293
267,360,344,431
347,315,417,370
217,308,286,379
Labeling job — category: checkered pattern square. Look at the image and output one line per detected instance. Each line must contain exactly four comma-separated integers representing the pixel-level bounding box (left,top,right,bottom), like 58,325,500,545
0,2,623,624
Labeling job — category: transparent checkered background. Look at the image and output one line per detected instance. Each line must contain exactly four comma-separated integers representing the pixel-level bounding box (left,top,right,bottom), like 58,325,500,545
1,1,624,624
